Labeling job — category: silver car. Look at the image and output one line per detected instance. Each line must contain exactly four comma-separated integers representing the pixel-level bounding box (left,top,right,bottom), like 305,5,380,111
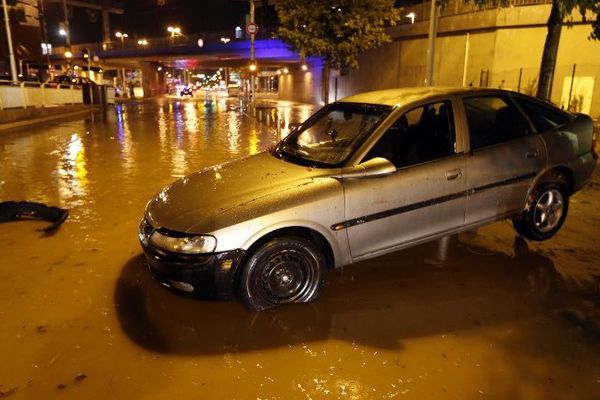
139,87,597,310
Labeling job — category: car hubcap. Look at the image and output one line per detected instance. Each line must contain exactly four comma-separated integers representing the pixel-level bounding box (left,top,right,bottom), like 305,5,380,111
533,189,564,233
260,251,312,303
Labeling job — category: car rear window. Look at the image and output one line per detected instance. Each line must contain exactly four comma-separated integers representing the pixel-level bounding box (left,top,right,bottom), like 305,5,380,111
513,97,571,132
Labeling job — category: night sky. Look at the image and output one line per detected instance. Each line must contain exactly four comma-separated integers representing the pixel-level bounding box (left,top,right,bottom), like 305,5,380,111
45,0,255,45
118,0,250,37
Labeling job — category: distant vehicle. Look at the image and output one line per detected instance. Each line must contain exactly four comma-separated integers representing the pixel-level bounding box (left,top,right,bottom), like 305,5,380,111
139,87,597,311
70,76,96,86
19,75,41,83
180,86,194,97
47,75,97,87
47,75,73,87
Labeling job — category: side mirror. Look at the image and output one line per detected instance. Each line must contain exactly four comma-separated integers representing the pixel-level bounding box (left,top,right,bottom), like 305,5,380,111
335,157,396,179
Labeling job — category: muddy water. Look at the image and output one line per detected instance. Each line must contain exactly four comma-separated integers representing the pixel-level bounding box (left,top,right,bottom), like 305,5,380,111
1,97,599,399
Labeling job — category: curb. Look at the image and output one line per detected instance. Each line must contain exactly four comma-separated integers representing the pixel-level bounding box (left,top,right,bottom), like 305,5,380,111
0,106,102,132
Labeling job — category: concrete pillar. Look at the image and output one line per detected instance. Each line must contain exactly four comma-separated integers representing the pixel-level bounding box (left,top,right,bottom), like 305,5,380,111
140,61,165,98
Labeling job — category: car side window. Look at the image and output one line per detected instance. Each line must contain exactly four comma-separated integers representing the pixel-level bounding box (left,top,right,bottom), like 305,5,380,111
365,101,456,168
513,97,571,132
463,96,529,150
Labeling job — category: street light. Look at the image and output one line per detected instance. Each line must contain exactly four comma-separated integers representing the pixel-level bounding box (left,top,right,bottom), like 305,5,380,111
58,28,67,36
249,62,257,72
137,39,148,46
167,26,181,45
115,31,128,47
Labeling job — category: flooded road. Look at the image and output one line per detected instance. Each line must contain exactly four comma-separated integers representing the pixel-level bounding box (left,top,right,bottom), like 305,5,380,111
1,96,599,399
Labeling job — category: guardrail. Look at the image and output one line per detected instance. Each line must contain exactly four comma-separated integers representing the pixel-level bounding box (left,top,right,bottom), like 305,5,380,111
0,80,83,110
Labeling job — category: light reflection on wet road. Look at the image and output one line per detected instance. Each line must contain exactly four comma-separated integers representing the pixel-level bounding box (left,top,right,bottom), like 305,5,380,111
0,97,599,399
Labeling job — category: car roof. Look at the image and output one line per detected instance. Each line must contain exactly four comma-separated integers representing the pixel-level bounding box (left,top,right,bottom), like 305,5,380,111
339,86,507,107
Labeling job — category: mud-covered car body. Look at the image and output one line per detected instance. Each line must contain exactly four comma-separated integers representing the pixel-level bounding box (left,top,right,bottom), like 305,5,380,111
139,87,596,305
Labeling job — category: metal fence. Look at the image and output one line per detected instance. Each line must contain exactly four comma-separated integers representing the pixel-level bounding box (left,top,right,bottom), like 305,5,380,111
400,0,552,23
472,63,600,116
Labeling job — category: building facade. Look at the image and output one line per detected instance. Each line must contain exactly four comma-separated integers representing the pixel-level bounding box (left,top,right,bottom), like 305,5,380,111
279,0,600,118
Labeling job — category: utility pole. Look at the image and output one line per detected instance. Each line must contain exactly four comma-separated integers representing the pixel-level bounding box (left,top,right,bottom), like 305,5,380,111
425,0,438,86
2,0,18,84
101,0,110,44
38,0,52,70
462,33,470,87
62,0,71,46
250,0,255,111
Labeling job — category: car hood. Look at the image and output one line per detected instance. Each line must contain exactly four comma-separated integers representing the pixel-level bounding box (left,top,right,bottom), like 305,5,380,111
145,152,338,233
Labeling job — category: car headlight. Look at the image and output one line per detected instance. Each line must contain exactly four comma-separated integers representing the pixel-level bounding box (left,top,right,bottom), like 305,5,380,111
149,230,217,254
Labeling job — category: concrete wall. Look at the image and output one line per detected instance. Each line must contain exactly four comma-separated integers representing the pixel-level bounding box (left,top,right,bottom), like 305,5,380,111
278,62,323,105
279,4,600,117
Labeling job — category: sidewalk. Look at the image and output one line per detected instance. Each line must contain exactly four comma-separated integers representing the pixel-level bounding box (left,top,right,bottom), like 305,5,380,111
0,105,101,132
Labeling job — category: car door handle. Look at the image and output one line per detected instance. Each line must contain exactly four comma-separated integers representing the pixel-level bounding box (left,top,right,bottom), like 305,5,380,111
525,149,539,159
445,169,462,180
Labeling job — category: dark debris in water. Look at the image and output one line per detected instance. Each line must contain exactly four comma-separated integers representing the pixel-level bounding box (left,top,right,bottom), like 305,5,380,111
0,386,18,398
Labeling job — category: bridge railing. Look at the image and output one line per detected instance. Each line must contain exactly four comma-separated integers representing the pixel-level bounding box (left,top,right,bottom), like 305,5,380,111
0,80,83,110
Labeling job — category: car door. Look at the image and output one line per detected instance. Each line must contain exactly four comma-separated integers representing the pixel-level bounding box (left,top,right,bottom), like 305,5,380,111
461,95,547,225
342,99,467,260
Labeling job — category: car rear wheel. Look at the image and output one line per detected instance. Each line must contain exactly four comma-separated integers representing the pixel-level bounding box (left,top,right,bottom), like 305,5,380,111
239,236,326,311
512,171,569,241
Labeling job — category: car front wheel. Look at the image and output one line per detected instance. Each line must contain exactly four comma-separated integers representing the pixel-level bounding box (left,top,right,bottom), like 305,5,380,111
513,171,569,241
239,236,326,311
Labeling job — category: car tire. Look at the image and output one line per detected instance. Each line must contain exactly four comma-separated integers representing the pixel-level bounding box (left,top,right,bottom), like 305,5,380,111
512,171,569,241
239,236,327,311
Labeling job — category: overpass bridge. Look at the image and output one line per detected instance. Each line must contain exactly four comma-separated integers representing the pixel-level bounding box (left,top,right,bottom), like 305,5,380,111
50,31,311,98
52,35,304,70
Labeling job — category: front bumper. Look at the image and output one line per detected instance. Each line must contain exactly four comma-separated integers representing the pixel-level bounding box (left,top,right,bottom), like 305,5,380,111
139,222,245,299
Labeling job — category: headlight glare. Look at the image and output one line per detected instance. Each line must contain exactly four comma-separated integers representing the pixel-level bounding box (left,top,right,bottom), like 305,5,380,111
149,231,217,254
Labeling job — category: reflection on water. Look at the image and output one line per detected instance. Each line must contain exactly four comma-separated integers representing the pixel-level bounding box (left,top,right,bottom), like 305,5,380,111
183,101,199,134
114,235,562,355
115,104,135,178
249,128,259,155
56,133,89,208
227,110,240,154
0,97,317,217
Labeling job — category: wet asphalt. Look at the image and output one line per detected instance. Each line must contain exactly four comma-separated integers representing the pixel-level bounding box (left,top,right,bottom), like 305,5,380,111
0,95,599,399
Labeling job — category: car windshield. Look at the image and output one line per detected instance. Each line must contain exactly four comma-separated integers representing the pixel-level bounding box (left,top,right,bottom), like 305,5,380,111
273,103,392,167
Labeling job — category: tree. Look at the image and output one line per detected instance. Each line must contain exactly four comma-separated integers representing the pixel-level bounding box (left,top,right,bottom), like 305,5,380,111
532,0,600,100
275,0,401,103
